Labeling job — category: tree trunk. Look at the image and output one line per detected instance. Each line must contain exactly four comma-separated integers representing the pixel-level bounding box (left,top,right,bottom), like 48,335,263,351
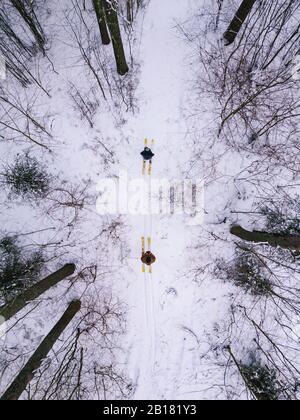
0,264,76,322
0,300,81,401
92,0,110,45
230,225,300,251
127,0,133,23
215,0,225,31
223,0,257,46
102,0,129,76
9,0,46,53
0,11,31,54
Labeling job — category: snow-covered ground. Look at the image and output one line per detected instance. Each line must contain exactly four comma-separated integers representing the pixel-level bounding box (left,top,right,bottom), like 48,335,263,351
1,0,299,401
117,0,233,400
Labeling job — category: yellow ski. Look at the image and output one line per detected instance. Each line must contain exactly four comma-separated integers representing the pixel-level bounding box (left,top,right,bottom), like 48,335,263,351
141,236,145,273
142,138,154,176
148,139,154,176
142,138,148,175
148,160,152,176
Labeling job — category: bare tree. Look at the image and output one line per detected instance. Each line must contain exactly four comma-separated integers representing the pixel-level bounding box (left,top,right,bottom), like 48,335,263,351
227,346,291,400
0,5,49,93
0,264,76,322
0,9,32,53
230,225,300,251
69,82,100,128
9,0,46,53
66,0,139,123
92,0,110,45
225,302,300,399
102,0,129,76
1,300,81,401
14,267,132,400
224,0,257,45
126,0,133,22
44,181,93,230
0,0,137,402
120,0,148,25
0,89,52,142
178,0,300,401
186,0,300,174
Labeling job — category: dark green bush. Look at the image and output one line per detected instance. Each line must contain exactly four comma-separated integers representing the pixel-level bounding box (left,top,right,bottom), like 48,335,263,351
0,235,44,300
217,250,273,297
233,251,272,296
261,196,300,236
2,154,51,201
241,360,284,400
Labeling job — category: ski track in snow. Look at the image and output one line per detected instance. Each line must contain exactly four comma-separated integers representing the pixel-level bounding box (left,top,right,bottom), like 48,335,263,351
118,0,220,400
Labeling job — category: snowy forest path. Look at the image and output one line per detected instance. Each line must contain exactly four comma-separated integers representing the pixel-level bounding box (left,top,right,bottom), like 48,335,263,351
119,0,199,400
